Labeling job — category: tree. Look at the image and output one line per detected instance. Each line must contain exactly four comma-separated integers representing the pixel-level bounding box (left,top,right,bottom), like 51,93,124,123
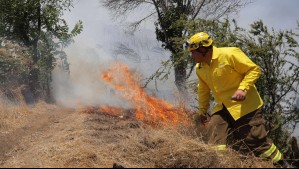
101,0,251,97
0,0,83,101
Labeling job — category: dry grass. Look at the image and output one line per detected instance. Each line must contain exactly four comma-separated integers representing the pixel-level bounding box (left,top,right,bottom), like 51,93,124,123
0,48,9,56
82,111,275,168
0,103,276,168
103,126,274,168
0,88,276,168
0,88,31,133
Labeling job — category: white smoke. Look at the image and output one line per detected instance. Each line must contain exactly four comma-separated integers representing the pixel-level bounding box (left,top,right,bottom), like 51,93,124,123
50,27,187,109
52,0,197,109
51,42,131,108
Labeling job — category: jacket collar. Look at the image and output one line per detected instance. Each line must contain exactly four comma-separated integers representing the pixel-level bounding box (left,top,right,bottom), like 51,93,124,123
212,46,219,60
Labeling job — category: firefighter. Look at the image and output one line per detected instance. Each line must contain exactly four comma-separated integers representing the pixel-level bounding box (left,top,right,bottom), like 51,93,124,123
185,32,286,166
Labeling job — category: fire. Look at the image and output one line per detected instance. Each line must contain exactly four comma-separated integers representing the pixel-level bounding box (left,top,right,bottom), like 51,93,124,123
101,62,191,126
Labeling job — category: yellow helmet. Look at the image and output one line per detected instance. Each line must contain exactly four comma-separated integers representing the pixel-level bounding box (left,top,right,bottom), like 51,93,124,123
185,32,213,51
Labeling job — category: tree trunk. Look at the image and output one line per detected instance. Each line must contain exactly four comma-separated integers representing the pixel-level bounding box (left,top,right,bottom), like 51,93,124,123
174,60,188,98
30,0,42,101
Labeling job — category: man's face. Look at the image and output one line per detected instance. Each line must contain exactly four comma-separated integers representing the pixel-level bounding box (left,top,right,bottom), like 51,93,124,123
191,47,208,63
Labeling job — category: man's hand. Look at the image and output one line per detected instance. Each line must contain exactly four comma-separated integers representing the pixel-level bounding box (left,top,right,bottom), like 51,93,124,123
231,89,247,101
194,113,210,127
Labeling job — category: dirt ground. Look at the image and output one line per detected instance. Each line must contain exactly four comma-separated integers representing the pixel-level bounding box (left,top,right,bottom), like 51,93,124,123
0,102,276,168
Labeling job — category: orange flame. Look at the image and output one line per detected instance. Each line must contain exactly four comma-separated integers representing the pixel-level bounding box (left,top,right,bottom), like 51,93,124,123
101,62,191,126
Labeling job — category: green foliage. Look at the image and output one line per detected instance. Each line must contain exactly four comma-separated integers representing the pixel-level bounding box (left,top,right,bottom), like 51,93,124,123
0,55,30,85
0,38,32,85
0,0,83,100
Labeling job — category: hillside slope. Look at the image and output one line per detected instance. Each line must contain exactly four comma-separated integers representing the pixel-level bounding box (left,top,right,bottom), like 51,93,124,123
0,101,275,168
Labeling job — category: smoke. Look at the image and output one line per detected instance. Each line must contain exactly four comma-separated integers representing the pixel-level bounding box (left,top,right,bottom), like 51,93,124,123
51,42,131,108
52,0,195,109
50,25,193,109
51,26,183,109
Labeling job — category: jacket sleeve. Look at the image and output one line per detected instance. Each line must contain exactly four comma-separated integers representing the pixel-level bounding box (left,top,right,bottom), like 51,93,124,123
230,48,261,92
197,75,211,115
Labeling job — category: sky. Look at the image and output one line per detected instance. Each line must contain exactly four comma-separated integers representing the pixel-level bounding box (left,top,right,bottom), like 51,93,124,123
53,0,299,134
236,0,299,30
64,0,299,37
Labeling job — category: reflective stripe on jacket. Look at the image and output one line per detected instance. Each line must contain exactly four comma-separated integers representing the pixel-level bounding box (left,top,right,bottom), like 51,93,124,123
196,46,263,120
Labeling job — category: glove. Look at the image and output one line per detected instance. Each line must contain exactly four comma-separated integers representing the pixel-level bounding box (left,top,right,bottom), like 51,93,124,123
193,113,210,127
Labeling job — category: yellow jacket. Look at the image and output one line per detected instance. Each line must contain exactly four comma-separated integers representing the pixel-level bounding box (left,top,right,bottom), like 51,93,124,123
196,46,263,120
